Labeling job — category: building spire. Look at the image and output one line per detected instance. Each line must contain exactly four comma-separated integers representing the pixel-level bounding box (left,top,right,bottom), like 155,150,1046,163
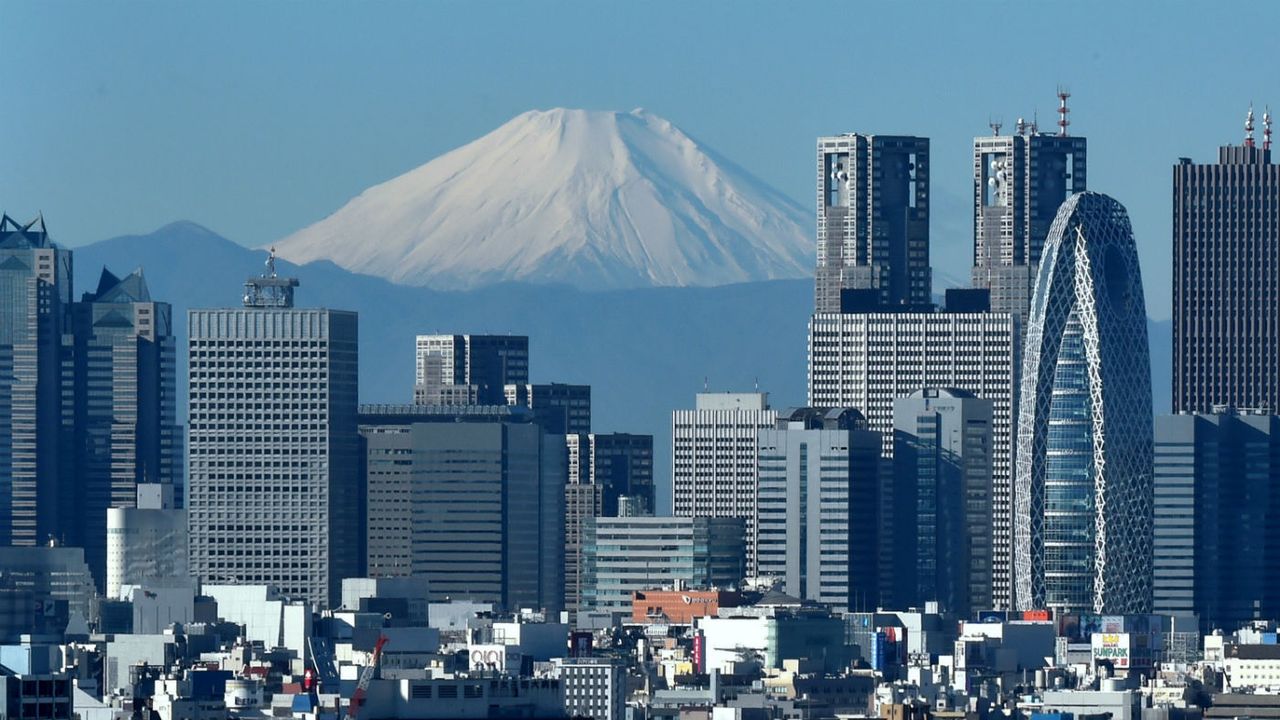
1246,103,1256,148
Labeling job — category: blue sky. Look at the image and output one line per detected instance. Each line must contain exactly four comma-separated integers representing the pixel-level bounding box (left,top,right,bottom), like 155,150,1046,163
2,1,1272,319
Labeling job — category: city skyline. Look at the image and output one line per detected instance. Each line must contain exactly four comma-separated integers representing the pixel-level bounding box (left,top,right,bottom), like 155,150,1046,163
6,7,1280,720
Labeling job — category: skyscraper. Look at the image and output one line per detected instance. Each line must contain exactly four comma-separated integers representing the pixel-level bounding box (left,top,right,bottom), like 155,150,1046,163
808,303,1016,608
67,268,179,587
505,382,591,435
1154,412,1280,633
1014,192,1153,614
755,407,880,610
564,432,653,612
358,404,564,613
414,334,529,405
893,389,994,616
1173,109,1280,414
972,101,1086,332
187,257,361,608
0,214,72,548
672,392,777,574
814,134,930,313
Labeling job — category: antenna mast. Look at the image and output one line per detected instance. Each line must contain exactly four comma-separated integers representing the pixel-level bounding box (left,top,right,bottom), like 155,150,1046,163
1246,104,1256,148
1057,87,1071,137
1264,106,1273,151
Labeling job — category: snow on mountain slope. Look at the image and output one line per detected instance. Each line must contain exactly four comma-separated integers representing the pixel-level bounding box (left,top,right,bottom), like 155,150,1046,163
272,108,813,290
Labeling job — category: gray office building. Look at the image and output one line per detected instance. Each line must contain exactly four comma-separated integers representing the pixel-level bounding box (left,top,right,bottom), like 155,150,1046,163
972,108,1086,332
808,306,1016,609
359,404,565,613
1154,412,1280,632
0,214,72,548
579,516,745,614
1173,115,1280,414
67,268,179,588
505,382,591,435
815,134,931,313
672,393,777,574
564,432,654,613
414,334,528,405
187,258,361,608
893,389,994,616
755,408,881,611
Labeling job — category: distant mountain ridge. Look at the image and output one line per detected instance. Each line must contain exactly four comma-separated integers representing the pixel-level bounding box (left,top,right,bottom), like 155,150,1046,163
74,221,1173,511
272,108,813,291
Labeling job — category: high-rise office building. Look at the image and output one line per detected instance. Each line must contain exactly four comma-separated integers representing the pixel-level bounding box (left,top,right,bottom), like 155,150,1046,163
359,404,565,613
187,258,361,608
579,516,745,614
755,407,880,611
66,268,179,587
1173,112,1280,414
893,389,994,616
564,432,653,612
808,304,1016,608
672,392,777,574
1014,192,1152,614
972,104,1086,332
414,334,528,405
815,134,931,313
505,382,591,435
0,214,72,548
1154,412,1280,632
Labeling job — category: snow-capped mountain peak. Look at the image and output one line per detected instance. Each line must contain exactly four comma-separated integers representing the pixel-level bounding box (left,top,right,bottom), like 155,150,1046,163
272,108,812,291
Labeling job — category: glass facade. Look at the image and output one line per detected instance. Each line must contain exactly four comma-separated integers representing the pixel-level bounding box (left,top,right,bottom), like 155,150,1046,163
1042,312,1095,611
1015,192,1153,614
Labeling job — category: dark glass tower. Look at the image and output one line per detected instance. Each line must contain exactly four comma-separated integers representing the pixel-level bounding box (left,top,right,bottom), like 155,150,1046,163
815,134,930,312
67,268,179,588
1173,116,1280,414
0,214,73,547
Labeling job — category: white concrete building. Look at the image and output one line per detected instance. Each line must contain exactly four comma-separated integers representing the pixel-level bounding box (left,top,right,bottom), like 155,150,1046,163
106,484,187,600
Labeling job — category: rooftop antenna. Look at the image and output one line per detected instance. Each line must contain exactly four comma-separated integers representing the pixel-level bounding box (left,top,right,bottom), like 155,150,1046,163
1265,106,1273,151
1016,117,1026,136
1030,109,1039,135
244,247,299,308
703,376,709,392
989,116,1002,136
1246,103,1257,148
1057,86,1071,137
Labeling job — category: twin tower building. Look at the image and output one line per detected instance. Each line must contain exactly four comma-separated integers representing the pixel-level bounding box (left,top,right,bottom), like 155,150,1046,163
806,101,1155,615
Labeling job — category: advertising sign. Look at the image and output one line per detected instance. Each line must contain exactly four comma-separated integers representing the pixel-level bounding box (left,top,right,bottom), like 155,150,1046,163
469,644,513,672
1091,632,1130,669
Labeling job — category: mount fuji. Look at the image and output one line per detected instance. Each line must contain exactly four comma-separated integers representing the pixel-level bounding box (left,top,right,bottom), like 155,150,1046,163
272,108,813,290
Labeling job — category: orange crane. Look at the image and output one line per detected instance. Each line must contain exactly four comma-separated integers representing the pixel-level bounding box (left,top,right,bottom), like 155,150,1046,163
345,635,389,720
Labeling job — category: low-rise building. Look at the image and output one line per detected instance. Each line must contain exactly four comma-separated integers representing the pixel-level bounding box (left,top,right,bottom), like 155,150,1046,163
558,658,625,720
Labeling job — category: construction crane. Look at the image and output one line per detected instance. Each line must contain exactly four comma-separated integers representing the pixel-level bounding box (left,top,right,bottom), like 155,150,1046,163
345,635,389,720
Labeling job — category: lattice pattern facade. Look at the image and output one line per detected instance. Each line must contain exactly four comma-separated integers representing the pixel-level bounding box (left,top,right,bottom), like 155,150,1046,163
1014,192,1153,614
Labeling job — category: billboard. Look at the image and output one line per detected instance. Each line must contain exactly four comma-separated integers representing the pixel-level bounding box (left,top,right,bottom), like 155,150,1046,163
468,644,516,672
1091,632,1130,669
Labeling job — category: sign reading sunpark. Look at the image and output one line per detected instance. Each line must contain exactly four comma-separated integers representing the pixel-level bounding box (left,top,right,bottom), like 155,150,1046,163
1091,632,1130,669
